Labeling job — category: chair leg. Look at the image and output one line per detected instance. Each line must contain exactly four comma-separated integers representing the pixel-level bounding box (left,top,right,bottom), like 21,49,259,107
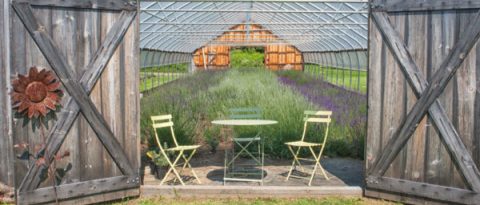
222,126,230,185
292,146,305,171
178,158,188,176
179,156,190,173
259,138,263,186
316,148,329,181
318,163,329,181
312,146,329,180
161,150,185,186
174,154,188,184
308,146,329,186
182,149,202,184
286,145,304,181
232,139,235,172
237,140,259,163
227,140,259,167
308,147,319,186
161,167,173,185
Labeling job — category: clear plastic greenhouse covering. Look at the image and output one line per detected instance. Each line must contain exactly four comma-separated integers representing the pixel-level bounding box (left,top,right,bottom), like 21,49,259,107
303,49,367,71
140,0,368,52
139,0,368,70
140,49,191,68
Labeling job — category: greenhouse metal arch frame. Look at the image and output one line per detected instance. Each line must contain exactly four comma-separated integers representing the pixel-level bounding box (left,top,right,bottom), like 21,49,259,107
140,0,369,53
139,0,369,93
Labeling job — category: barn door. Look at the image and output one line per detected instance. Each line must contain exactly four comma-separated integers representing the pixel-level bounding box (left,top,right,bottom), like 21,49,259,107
366,1,480,204
10,0,139,204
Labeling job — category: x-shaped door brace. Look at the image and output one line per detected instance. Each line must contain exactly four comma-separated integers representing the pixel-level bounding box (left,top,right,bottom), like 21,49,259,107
12,2,137,192
208,55,218,65
367,11,480,193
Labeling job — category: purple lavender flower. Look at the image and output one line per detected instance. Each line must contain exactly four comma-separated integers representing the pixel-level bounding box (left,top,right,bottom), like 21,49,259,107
278,72,367,131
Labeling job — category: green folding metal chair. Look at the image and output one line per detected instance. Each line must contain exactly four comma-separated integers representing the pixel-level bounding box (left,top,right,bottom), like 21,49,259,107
285,110,332,186
225,107,264,183
151,114,201,185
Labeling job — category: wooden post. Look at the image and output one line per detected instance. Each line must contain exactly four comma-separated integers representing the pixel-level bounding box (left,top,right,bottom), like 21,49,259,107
202,47,207,70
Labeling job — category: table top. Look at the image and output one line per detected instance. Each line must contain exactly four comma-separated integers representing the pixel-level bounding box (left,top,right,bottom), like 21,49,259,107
211,119,278,126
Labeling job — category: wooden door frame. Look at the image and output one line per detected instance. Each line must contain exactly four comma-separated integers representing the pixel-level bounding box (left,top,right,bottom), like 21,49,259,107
10,1,139,204
366,0,480,204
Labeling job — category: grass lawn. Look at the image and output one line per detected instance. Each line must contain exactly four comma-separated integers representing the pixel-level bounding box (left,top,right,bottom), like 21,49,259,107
304,65,367,94
230,48,265,68
142,63,189,73
140,63,190,92
140,73,185,92
109,197,400,205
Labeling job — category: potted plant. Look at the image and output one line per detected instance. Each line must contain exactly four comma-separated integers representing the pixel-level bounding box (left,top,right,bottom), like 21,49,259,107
146,150,170,179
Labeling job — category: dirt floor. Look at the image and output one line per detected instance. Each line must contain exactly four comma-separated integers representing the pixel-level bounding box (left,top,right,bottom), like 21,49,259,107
143,146,364,187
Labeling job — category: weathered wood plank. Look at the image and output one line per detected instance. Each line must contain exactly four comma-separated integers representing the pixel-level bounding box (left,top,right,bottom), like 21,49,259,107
13,0,136,11
381,13,406,179
451,10,478,189
78,9,105,181
50,6,81,185
27,6,53,188
65,8,83,183
0,0,5,186
10,0,30,187
370,12,428,95
0,0,5,185
425,11,456,187
54,188,139,205
0,0,15,187
443,12,460,188
12,3,138,191
365,188,450,205
369,11,480,193
24,7,50,188
0,2,4,185
123,4,141,177
17,175,140,205
366,176,479,204
372,0,480,12
404,12,428,183
365,14,383,171
475,29,480,174
100,11,121,177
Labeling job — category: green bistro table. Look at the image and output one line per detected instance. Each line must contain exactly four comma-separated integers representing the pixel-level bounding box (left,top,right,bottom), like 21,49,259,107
212,119,278,185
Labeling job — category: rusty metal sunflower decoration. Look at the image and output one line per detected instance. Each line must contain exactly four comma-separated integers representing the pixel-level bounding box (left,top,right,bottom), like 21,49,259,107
11,66,63,131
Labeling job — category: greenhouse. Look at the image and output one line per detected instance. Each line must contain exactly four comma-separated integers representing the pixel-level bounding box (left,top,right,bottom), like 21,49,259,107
139,0,368,92
1,0,480,205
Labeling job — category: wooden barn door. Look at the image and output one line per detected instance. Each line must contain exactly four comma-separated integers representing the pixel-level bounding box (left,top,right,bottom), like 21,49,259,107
10,0,140,204
366,1,480,204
